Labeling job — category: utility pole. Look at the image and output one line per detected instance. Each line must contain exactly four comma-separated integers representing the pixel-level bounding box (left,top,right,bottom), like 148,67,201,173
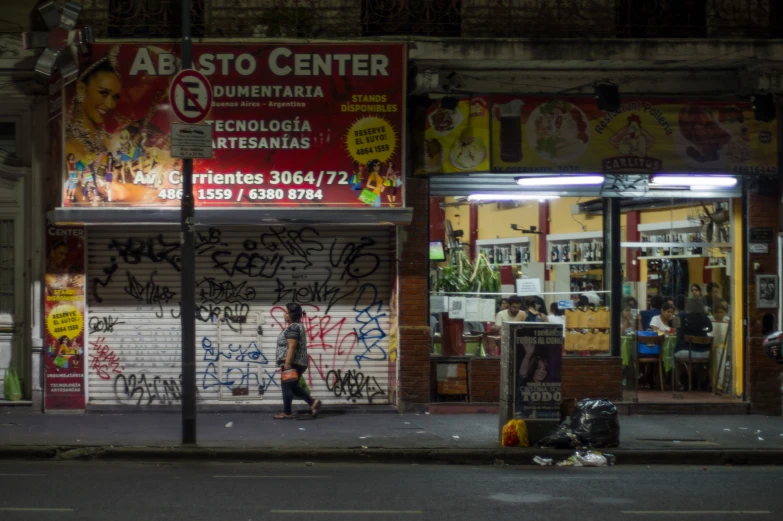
180,0,197,445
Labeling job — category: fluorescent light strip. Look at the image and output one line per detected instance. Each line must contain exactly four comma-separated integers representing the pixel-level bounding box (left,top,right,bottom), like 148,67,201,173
515,175,605,187
650,175,737,188
467,194,560,202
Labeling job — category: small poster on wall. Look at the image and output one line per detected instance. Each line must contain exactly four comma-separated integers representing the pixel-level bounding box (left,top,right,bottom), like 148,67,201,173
756,274,778,309
513,323,563,420
43,223,86,410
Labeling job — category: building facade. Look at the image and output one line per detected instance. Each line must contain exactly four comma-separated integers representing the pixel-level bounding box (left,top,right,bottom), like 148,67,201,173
1,0,780,415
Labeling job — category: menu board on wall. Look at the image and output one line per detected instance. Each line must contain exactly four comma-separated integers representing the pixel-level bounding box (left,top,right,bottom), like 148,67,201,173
61,43,405,208
415,96,491,174
416,96,777,175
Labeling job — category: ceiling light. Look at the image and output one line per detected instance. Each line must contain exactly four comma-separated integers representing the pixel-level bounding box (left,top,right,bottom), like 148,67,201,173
467,194,560,202
650,175,737,188
515,175,605,187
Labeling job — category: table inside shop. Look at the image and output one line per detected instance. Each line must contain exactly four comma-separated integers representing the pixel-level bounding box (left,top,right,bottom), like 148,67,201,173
620,335,677,373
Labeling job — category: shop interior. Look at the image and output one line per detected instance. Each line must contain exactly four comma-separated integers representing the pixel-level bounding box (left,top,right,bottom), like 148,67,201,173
429,194,741,405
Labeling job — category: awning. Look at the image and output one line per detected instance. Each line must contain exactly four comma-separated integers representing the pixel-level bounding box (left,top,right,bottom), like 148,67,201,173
51,207,413,226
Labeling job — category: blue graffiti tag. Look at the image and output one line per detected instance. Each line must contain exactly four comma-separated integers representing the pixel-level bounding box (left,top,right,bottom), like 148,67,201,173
200,337,268,391
352,284,387,368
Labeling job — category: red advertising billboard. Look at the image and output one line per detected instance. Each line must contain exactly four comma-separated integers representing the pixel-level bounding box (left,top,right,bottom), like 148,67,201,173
44,224,86,410
61,43,406,208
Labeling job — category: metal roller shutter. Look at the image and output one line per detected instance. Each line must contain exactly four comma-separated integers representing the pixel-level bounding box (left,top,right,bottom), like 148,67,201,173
86,225,393,407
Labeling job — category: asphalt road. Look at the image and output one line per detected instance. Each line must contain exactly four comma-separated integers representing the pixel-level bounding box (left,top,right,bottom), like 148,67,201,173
0,461,781,521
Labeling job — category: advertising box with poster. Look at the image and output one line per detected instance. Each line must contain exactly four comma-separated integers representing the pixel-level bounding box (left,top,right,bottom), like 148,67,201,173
514,323,563,420
60,43,405,208
44,224,86,410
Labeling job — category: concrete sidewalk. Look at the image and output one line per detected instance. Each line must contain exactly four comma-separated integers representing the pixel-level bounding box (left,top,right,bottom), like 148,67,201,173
1,407,782,465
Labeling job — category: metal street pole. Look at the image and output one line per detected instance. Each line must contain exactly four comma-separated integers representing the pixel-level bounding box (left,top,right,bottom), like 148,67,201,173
180,0,197,445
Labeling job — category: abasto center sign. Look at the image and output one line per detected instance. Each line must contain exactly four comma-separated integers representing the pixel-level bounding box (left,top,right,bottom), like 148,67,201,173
61,43,405,208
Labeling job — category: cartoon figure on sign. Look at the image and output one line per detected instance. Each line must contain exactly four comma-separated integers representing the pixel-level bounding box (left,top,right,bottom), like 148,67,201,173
678,105,731,163
383,160,401,206
359,159,385,207
77,153,100,205
65,153,79,202
52,336,82,370
116,128,144,184
96,152,115,202
350,160,365,193
610,115,654,157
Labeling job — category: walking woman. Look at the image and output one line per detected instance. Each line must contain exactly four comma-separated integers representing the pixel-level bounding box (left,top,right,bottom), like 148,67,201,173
274,303,321,419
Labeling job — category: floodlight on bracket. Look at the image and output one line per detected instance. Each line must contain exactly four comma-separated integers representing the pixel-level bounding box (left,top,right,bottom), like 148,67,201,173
21,1,93,84
511,224,543,235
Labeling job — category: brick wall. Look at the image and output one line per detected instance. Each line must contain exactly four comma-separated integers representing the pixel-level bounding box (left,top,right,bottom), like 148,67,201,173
469,358,501,402
746,189,782,415
397,176,431,411
562,357,623,402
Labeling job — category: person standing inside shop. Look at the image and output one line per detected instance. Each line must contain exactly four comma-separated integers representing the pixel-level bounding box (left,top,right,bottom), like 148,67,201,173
525,297,549,322
274,303,321,420
493,295,527,331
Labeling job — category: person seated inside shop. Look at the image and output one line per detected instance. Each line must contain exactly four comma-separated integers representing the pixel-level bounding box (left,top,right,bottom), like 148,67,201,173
674,297,714,391
524,296,549,322
639,295,664,330
498,298,509,312
493,295,526,331
705,282,723,313
650,302,675,334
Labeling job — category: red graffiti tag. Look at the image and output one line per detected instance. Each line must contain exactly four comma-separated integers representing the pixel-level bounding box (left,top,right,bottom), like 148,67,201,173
89,338,124,380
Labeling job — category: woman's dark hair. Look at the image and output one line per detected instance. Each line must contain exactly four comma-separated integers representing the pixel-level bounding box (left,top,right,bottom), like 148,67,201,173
366,159,382,171
58,335,69,344
650,295,664,310
50,241,67,253
661,302,675,313
508,295,523,306
550,302,563,316
79,55,119,86
500,298,509,305
691,284,702,292
623,296,638,309
286,303,303,323
524,296,537,308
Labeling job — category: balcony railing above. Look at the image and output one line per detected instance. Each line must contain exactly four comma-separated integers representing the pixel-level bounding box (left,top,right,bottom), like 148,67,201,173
77,0,783,39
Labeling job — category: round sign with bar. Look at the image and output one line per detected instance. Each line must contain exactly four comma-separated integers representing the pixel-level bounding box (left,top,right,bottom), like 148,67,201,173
169,69,213,124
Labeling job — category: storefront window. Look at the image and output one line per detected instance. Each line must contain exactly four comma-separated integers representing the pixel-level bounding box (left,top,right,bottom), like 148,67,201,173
619,198,737,401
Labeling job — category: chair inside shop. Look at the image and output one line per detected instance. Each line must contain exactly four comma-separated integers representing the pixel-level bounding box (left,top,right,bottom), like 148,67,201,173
639,309,660,331
635,332,665,391
674,335,714,392
463,333,484,356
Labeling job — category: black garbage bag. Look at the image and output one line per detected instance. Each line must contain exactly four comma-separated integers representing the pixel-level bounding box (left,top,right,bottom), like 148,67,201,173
538,420,580,449
538,398,620,449
570,398,620,448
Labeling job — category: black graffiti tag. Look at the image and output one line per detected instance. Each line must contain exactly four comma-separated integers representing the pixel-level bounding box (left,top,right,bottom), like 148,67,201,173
109,235,181,272
273,269,358,314
113,373,182,406
325,369,386,404
329,237,380,280
88,315,125,334
211,249,285,278
259,226,324,270
124,271,176,318
196,277,256,303
91,256,119,304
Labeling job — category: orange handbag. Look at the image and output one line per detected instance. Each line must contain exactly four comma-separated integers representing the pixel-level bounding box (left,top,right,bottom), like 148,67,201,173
281,369,299,383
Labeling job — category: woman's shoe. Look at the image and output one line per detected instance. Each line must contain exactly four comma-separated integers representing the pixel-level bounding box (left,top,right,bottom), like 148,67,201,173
273,412,294,419
311,399,322,418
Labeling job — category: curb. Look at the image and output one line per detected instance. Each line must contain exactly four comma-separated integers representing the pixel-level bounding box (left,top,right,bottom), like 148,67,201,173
2,446,783,466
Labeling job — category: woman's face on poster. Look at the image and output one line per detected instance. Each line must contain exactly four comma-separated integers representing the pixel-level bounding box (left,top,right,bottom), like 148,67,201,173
78,71,121,126
51,245,68,268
